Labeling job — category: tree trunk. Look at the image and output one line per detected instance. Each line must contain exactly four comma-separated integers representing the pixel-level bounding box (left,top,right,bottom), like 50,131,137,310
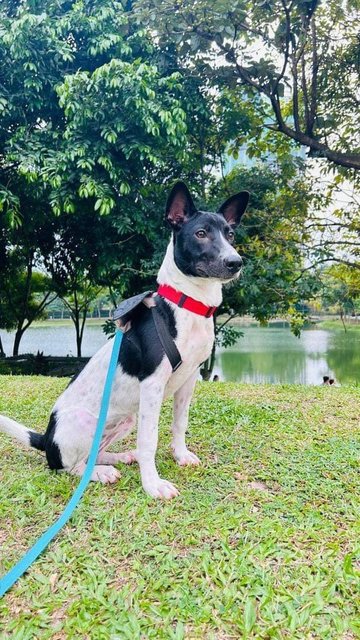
72,309,87,357
340,310,347,333
0,335,5,357
74,315,82,357
200,340,216,381
13,327,25,356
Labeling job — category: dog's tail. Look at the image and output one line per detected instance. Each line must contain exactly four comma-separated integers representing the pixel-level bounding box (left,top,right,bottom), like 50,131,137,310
0,414,45,451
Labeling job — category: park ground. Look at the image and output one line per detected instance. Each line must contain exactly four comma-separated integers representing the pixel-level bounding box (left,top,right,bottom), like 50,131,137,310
0,377,359,639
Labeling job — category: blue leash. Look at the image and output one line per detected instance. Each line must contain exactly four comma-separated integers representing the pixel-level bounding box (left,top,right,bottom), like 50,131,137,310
0,330,123,598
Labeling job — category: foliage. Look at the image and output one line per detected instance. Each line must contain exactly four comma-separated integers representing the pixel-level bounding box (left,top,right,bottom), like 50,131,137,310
0,0,189,353
214,164,321,321
102,318,117,339
320,265,360,331
1,0,358,362
43,61,187,216
0,0,187,218
0,265,56,356
215,323,243,349
134,0,360,171
0,266,52,327
198,162,321,378
0,376,359,638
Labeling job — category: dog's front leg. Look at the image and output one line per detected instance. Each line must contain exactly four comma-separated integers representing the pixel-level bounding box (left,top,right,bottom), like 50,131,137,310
137,376,179,500
171,370,201,466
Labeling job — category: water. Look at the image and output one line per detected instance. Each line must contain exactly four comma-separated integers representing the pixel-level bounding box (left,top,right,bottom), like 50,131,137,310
1,324,108,358
1,324,359,385
212,327,360,385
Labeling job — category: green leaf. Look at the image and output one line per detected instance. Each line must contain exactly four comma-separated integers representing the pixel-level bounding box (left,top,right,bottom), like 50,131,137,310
244,598,256,633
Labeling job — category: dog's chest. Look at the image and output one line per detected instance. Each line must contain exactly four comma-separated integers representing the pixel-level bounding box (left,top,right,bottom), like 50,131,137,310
164,309,214,394
176,310,213,361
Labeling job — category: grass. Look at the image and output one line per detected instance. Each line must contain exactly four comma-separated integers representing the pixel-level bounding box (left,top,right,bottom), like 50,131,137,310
318,320,360,332
30,318,106,328
0,376,359,639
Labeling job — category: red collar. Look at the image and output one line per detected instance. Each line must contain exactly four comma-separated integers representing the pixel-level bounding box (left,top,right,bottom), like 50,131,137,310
157,284,217,318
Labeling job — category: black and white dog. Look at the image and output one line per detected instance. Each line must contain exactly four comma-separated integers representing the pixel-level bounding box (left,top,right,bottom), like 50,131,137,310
0,182,249,499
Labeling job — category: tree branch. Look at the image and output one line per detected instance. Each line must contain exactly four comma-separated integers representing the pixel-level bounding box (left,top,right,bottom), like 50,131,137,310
308,16,318,135
193,13,360,170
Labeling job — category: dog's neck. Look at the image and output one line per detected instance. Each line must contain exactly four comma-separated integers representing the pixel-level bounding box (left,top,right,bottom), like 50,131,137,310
157,237,223,308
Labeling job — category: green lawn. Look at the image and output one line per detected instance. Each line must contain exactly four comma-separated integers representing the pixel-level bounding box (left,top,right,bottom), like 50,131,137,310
0,376,359,639
318,320,360,332
30,318,106,328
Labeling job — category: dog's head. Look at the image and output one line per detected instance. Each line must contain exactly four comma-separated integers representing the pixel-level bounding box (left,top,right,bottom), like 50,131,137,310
165,181,249,281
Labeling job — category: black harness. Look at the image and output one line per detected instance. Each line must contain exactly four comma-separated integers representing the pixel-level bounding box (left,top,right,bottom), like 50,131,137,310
113,291,182,372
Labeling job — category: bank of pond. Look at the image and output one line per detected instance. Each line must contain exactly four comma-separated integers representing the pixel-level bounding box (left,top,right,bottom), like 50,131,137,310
1,324,359,385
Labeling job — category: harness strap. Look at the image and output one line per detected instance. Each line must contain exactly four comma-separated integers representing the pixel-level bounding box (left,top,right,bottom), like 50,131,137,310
0,330,123,598
151,306,182,372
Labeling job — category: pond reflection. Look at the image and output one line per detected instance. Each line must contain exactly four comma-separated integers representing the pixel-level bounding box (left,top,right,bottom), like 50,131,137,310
213,327,360,385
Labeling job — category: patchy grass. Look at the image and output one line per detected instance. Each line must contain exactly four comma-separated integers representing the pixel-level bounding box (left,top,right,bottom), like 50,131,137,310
0,376,359,639
30,318,106,328
319,320,360,332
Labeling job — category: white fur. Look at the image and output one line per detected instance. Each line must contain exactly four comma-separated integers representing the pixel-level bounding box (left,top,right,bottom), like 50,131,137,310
0,415,32,446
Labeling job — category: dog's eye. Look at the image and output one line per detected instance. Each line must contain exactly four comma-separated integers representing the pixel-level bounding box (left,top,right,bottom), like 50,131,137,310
195,229,207,238
227,230,235,240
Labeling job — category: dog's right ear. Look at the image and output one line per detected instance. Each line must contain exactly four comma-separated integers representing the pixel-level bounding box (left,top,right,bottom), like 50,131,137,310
165,181,197,230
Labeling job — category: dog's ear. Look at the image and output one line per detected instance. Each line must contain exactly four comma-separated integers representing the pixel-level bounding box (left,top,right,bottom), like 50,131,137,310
219,191,249,228
165,181,197,230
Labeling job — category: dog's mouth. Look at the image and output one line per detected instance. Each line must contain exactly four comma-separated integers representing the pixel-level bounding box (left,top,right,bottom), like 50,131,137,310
194,261,242,281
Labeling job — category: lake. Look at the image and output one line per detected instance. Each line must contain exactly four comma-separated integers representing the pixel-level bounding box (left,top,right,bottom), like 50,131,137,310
1,324,359,385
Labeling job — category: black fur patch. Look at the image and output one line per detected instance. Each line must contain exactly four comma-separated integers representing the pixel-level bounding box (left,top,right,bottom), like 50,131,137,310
29,430,45,451
43,411,63,470
118,296,177,381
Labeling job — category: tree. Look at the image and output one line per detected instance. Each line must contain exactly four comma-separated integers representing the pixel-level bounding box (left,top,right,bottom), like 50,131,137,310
0,1,187,217
321,265,360,330
43,207,118,357
0,264,56,356
0,179,58,355
2,0,356,371
298,176,360,276
0,0,189,354
134,0,360,171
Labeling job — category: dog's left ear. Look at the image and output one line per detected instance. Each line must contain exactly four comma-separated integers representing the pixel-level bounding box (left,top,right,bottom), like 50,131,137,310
165,181,197,230
219,191,249,228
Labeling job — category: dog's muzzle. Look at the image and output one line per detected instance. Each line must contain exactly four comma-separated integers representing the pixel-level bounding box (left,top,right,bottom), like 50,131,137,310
223,255,243,274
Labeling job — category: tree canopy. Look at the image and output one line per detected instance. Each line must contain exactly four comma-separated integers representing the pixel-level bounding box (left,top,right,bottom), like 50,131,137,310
133,0,360,171
0,0,359,359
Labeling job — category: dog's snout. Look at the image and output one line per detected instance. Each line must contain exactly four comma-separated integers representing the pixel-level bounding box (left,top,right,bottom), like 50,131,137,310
224,255,242,272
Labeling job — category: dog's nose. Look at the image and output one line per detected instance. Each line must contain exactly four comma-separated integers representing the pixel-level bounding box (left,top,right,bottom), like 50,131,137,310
224,256,242,272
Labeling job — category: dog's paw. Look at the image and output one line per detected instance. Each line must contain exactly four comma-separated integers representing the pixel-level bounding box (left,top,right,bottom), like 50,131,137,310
91,465,121,484
143,478,179,500
116,450,137,464
173,449,201,466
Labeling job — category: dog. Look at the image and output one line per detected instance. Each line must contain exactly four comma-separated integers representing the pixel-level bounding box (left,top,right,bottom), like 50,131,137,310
0,182,249,499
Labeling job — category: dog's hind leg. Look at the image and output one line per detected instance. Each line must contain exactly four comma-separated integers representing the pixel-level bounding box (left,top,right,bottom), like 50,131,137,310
97,415,137,465
171,371,201,466
53,409,122,484
71,460,121,484
97,451,137,465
